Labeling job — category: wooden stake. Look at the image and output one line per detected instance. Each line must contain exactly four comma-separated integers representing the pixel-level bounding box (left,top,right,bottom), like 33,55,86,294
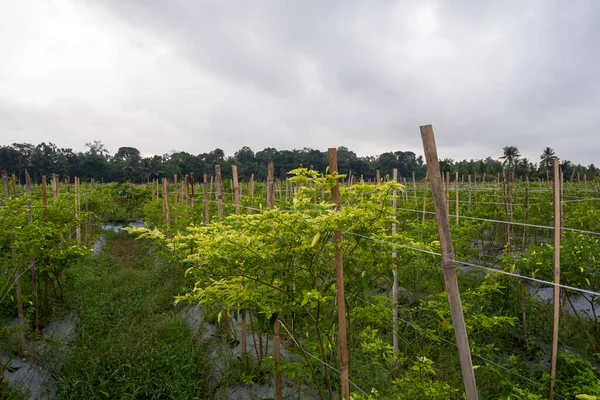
328,148,350,399
249,173,255,197
185,174,190,209
203,174,209,225
455,171,459,226
376,170,381,184
1,170,9,198
26,171,40,333
11,174,17,198
173,174,178,226
412,172,418,219
391,168,399,369
549,159,561,399
267,162,275,210
422,172,429,223
445,171,450,217
162,178,171,229
42,176,47,219
215,166,223,216
190,173,195,210
76,177,81,245
232,165,240,215
420,125,478,400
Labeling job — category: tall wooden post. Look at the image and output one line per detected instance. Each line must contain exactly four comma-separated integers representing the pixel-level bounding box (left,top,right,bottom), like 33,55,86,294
265,164,282,399
162,178,171,229
267,162,275,210
455,171,459,225
190,173,195,210
185,174,190,209
328,148,350,399
412,172,418,219
420,125,478,400
391,168,399,367
249,173,255,197
26,171,40,332
203,174,209,225
232,166,240,215
422,172,429,223
445,171,450,217
75,177,81,245
42,176,47,219
549,159,562,399
215,166,223,217
1,170,8,198
173,174,178,226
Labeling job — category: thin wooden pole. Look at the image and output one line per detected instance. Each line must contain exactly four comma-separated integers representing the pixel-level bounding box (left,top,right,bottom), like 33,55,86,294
249,173,255,197
264,162,282,399
455,171,459,226
549,159,561,399
232,165,240,215
76,177,81,245
190,173,195,210
1,170,8,198
173,174,178,226
267,162,275,210
412,171,418,219
420,125,478,400
185,174,190,209
422,172,429,223
203,174,209,225
215,165,223,217
445,171,450,217
162,178,170,229
376,170,381,184
391,168,399,369
26,171,40,333
328,148,350,399
42,176,47,219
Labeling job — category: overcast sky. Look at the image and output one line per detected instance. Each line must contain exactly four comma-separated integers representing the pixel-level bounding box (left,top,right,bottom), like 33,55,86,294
1,0,599,165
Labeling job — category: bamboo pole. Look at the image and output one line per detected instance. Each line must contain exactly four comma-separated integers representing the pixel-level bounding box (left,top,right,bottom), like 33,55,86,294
328,148,350,399
549,159,561,399
420,125,478,400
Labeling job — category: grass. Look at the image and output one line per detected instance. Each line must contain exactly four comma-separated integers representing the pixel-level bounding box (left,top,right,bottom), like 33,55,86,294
57,231,211,399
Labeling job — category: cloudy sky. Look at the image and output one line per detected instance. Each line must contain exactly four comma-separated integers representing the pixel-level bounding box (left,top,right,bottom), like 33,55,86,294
1,0,599,165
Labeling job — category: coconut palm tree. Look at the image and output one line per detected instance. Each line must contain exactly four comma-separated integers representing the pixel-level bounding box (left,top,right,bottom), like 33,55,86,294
500,146,520,170
540,147,557,170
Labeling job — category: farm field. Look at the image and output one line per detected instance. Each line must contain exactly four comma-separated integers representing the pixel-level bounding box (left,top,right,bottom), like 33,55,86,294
1,148,600,400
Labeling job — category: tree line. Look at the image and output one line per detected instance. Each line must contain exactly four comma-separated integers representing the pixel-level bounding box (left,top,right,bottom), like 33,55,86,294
0,141,597,184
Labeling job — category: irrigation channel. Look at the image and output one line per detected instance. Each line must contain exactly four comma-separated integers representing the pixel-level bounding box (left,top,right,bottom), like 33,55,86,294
1,148,600,399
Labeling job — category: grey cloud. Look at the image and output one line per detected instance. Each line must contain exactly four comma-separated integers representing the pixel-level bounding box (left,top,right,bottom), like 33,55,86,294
2,0,600,165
